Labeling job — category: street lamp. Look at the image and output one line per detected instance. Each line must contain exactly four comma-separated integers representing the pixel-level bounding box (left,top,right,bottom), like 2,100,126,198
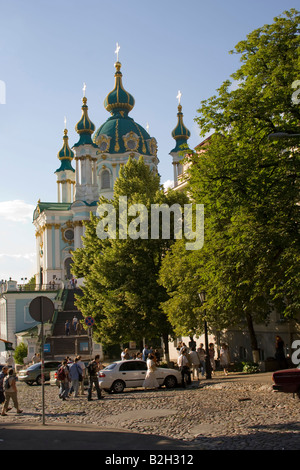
198,291,212,380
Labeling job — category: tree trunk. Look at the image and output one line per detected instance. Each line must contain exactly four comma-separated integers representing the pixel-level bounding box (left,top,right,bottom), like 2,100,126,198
245,311,259,362
162,332,170,365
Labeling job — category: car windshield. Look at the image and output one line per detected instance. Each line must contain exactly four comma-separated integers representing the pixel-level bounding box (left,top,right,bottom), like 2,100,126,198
104,363,117,370
27,363,41,371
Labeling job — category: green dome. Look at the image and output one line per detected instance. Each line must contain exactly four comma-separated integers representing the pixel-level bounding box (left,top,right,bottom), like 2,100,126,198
94,61,157,156
93,113,151,155
104,62,135,115
170,104,191,153
74,97,97,147
55,130,75,173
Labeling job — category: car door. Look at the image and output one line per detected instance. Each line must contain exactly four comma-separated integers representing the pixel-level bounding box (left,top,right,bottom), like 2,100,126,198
119,361,144,388
134,360,148,386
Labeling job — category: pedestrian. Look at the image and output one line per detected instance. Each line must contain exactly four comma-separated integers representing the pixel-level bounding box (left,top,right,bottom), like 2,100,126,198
72,315,78,333
0,365,8,405
197,343,206,377
69,357,83,397
65,320,70,336
31,353,39,364
121,348,130,360
177,348,191,387
58,359,70,400
76,355,86,395
143,353,159,390
209,343,216,376
275,336,287,368
1,368,23,416
153,349,161,365
76,321,82,336
142,345,151,361
188,346,200,380
87,355,103,401
220,343,230,375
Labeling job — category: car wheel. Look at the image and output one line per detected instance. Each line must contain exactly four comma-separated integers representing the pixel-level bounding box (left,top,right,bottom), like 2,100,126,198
111,380,125,393
164,375,177,389
36,375,42,385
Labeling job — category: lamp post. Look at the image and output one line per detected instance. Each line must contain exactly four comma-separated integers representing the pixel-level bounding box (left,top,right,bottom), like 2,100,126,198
198,291,212,379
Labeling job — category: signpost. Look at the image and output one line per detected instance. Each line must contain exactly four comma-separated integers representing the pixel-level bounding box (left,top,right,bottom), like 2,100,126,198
29,296,54,425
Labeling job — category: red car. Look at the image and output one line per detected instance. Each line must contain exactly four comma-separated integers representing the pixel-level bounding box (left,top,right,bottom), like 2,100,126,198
272,365,300,398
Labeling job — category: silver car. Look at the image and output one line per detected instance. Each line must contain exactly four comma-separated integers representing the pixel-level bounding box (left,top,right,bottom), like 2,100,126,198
98,360,181,393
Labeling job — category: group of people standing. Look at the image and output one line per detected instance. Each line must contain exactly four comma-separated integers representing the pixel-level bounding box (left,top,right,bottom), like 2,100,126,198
120,345,161,365
57,354,104,402
64,315,83,336
177,341,231,386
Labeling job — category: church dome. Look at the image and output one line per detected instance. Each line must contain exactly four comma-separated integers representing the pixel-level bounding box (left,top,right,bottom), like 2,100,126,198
170,103,191,153
55,129,75,173
74,96,97,147
93,61,157,157
104,61,135,115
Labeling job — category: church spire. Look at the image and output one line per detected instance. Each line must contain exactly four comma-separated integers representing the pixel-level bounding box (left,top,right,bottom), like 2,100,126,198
104,45,135,116
170,92,191,188
55,123,75,203
74,87,96,147
170,91,191,154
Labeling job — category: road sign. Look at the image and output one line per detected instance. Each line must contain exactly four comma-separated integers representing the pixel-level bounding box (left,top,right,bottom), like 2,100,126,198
85,316,95,326
29,296,54,323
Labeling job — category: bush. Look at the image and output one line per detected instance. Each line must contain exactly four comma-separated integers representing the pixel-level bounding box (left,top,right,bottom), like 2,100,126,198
14,342,28,365
242,361,260,374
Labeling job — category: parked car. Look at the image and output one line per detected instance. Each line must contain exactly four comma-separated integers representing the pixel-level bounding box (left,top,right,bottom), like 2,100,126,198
272,365,300,397
98,360,182,393
18,361,61,385
50,361,89,386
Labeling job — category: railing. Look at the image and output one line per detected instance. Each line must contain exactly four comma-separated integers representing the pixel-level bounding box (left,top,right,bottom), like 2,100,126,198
0,283,62,294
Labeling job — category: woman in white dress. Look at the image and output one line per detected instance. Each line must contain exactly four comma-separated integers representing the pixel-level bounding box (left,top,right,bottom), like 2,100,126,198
143,353,159,390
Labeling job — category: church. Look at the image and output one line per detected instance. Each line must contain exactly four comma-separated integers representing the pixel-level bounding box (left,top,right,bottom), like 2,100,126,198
32,55,188,288
0,49,191,364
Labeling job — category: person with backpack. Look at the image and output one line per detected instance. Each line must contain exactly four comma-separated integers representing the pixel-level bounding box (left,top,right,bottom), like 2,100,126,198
58,359,70,401
1,368,23,416
0,365,8,405
87,355,103,401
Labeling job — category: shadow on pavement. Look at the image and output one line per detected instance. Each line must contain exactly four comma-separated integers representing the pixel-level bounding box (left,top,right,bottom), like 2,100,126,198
0,422,198,451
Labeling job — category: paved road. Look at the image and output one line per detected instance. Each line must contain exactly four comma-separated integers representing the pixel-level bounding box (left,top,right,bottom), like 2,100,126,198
0,371,299,452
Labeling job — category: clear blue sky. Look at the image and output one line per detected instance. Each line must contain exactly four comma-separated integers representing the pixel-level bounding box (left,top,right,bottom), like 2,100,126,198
0,0,296,282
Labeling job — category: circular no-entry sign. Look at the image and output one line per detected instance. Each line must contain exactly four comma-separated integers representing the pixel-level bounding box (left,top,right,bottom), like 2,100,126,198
29,296,54,323
85,316,95,326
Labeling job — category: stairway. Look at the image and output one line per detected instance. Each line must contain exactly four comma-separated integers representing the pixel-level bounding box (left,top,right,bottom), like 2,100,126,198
45,288,91,359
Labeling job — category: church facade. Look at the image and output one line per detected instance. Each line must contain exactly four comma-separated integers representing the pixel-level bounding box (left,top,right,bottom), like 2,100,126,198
33,59,163,288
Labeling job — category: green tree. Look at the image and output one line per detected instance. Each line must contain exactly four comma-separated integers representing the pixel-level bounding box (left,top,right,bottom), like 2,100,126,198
159,10,300,358
72,157,188,360
14,342,28,365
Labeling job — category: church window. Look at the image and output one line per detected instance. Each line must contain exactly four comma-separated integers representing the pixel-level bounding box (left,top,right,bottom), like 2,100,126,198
101,169,111,189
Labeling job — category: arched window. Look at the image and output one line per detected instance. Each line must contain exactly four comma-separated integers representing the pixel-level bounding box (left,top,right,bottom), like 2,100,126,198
101,169,110,189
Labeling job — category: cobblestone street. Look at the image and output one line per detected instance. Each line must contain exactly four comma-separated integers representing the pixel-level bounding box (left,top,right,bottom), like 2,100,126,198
1,372,299,450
